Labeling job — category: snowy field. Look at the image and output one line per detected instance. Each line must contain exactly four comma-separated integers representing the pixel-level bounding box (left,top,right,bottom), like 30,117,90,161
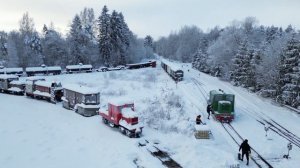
0,62,299,168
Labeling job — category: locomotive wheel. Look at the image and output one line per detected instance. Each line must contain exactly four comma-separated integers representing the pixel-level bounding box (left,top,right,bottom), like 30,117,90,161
102,118,108,124
119,127,126,134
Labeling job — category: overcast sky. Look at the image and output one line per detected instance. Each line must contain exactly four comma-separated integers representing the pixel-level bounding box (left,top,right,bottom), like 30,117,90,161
0,0,300,39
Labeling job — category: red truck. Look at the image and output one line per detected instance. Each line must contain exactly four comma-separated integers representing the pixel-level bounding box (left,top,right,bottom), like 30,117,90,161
99,101,143,138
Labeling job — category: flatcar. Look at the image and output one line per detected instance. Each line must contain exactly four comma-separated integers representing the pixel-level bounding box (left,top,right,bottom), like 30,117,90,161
208,89,235,122
0,74,24,95
26,64,61,76
0,67,23,76
161,59,184,81
62,84,100,117
66,63,93,74
126,60,156,69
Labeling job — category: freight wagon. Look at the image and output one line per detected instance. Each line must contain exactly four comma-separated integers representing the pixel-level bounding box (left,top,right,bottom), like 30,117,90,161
126,60,156,69
66,63,93,74
0,67,23,76
26,65,61,76
0,74,24,95
32,80,63,103
62,84,100,117
161,59,184,81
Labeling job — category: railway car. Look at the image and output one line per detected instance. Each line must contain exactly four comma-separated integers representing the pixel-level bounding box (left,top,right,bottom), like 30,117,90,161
161,59,184,81
26,65,61,76
66,63,93,74
0,67,23,76
32,80,63,103
208,89,235,122
62,84,100,117
25,76,46,97
99,100,143,138
0,74,24,95
126,60,156,69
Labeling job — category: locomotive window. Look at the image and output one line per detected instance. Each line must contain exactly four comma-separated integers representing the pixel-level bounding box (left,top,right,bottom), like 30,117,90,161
214,95,222,101
226,95,234,101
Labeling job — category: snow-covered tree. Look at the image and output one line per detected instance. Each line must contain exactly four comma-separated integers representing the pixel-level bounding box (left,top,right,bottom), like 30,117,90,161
144,35,154,59
98,5,111,66
230,41,253,87
277,36,300,108
18,12,43,67
42,24,68,66
192,49,209,73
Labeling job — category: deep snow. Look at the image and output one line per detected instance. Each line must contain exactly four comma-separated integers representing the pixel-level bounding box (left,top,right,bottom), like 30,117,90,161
0,61,299,168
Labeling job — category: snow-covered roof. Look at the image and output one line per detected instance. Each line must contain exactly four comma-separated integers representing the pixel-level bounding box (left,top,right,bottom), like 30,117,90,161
35,81,60,88
160,58,182,71
108,99,134,106
121,107,138,118
25,66,61,72
66,64,92,69
63,84,99,95
219,100,231,104
0,74,18,79
195,124,210,131
26,76,45,81
33,90,51,97
10,80,25,85
126,60,155,66
8,87,23,92
0,68,23,73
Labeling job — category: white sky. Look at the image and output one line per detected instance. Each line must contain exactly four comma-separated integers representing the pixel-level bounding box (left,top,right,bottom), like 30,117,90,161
0,0,300,39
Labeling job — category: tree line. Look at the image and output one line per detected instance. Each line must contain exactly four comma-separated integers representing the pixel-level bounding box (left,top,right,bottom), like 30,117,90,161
0,5,154,68
155,17,300,109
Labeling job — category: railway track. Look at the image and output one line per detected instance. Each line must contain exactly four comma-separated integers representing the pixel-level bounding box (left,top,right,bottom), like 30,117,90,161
241,107,300,149
221,123,274,168
138,139,182,168
191,78,207,101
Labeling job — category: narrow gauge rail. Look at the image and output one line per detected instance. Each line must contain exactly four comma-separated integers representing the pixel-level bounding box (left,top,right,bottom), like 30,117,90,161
221,123,274,168
241,107,300,149
191,78,207,101
183,77,274,167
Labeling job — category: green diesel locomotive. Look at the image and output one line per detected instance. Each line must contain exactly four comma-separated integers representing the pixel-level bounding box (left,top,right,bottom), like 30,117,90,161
208,89,235,122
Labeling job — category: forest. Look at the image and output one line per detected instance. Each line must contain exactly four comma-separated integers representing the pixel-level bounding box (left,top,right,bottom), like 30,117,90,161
155,17,299,109
0,5,154,68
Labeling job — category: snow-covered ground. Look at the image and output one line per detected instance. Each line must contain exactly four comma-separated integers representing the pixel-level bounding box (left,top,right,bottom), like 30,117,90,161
0,61,299,168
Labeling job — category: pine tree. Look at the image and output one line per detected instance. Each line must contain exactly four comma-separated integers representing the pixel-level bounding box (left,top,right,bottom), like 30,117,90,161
110,10,123,65
42,24,68,66
192,49,209,73
144,35,154,59
98,5,111,66
0,31,8,62
277,36,300,108
230,41,249,86
118,12,132,64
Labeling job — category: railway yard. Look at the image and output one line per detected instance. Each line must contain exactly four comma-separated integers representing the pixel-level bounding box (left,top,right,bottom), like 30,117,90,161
0,60,299,168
